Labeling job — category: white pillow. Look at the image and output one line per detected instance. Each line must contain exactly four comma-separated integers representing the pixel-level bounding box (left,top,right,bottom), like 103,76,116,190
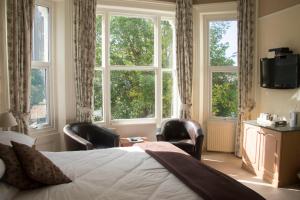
0,159,5,179
0,131,36,147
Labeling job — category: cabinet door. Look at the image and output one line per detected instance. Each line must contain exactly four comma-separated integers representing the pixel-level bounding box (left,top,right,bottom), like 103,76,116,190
242,124,260,173
259,128,281,183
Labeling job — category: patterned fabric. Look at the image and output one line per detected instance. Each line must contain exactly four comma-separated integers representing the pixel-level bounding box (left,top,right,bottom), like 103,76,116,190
0,143,42,190
73,0,97,122
6,0,34,134
175,0,193,119
235,0,256,157
12,141,72,185
0,0,9,111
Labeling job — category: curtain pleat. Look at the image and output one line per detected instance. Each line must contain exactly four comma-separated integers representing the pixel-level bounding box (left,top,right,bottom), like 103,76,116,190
73,0,97,122
235,0,256,157
175,0,193,119
6,0,34,134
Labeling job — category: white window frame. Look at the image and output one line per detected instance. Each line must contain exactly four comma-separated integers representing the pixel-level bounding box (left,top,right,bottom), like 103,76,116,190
30,0,54,132
94,7,177,126
204,14,238,120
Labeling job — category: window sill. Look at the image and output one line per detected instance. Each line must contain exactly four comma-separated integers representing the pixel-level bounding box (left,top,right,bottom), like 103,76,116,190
110,118,156,125
208,117,237,122
93,117,178,126
29,126,58,138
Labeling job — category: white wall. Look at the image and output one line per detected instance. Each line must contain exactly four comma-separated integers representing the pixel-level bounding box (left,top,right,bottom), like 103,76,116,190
54,0,67,150
257,4,300,120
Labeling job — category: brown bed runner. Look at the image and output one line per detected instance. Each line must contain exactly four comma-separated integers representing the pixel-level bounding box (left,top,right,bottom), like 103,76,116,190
136,142,265,200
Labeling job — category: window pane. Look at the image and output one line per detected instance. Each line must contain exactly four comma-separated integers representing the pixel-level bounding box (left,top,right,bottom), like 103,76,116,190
163,71,173,118
209,20,237,66
111,71,155,119
161,20,174,68
30,68,48,128
93,69,103,121
32,6,49,62
110,16,154,66
212,72,237,117
96,15,102,66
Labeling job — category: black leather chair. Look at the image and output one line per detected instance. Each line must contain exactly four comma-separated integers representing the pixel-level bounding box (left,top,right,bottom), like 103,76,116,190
63,122,120,151
156,119,204,160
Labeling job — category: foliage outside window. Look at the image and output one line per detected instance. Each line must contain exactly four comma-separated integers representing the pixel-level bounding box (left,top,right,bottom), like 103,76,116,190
111,71,155,119
161,20,174,118
30,4,51,129
93,15,103,121
110,16,155,119
93,13,176,122
209,20,238,118
110,16,154,66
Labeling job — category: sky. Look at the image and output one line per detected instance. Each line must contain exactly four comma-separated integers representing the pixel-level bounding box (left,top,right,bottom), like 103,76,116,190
220,20,238,66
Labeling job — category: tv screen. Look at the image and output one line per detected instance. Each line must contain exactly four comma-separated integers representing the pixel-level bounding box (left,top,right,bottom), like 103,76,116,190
260,54,299,89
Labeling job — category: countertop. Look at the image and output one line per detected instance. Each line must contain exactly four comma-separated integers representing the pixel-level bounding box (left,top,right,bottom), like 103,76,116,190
244,120,300,132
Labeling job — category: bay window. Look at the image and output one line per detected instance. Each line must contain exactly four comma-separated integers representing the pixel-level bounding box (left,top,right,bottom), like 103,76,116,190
93,15,103,122
30,2,52,129
93,10,176,124
110,15,155,120
206,17,238,119
161,19,175,118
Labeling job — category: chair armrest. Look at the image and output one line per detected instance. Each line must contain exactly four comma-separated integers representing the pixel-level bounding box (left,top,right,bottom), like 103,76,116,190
156,128,165,141
63,126,94,150
182,120,204,160
193,126,204,160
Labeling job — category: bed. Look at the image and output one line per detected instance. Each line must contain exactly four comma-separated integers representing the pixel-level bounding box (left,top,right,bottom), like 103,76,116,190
1,141,264,200
2,146,200,200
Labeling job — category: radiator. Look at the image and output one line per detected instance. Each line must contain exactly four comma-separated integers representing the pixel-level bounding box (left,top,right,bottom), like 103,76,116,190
207,120,236,152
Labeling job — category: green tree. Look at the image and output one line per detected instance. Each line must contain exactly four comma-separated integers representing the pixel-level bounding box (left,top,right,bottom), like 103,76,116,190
93,70,103,121
30,69,45,106
161,21,173,69
110,16,154,66
209,22,235,66
111,71,155,119
209,21,237,117
93,17,237,120
161,21,173,118
95,15,102,66
109,16,155,119
212,72,237,117
93,16,103,121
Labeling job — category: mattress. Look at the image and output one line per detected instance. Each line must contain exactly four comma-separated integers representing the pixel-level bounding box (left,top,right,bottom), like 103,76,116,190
9,147,201,200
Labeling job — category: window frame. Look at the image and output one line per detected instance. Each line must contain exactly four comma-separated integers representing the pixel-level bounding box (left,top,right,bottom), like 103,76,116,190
30,0,55,132
94,8,177,126
204,14,238,120
161,17,178,120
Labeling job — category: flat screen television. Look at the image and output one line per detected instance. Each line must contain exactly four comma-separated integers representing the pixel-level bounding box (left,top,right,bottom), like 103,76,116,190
260,54,300,89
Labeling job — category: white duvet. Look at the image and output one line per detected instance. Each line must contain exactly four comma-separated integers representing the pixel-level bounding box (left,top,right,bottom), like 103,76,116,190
6,147,201,200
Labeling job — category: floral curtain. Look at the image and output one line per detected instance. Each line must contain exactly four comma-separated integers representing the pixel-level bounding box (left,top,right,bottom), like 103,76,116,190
176,0,193,119
73,0,97,122
6,0,34,134
235,0,256,157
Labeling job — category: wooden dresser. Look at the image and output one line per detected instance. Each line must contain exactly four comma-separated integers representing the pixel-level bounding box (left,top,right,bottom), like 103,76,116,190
242,121,300,187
